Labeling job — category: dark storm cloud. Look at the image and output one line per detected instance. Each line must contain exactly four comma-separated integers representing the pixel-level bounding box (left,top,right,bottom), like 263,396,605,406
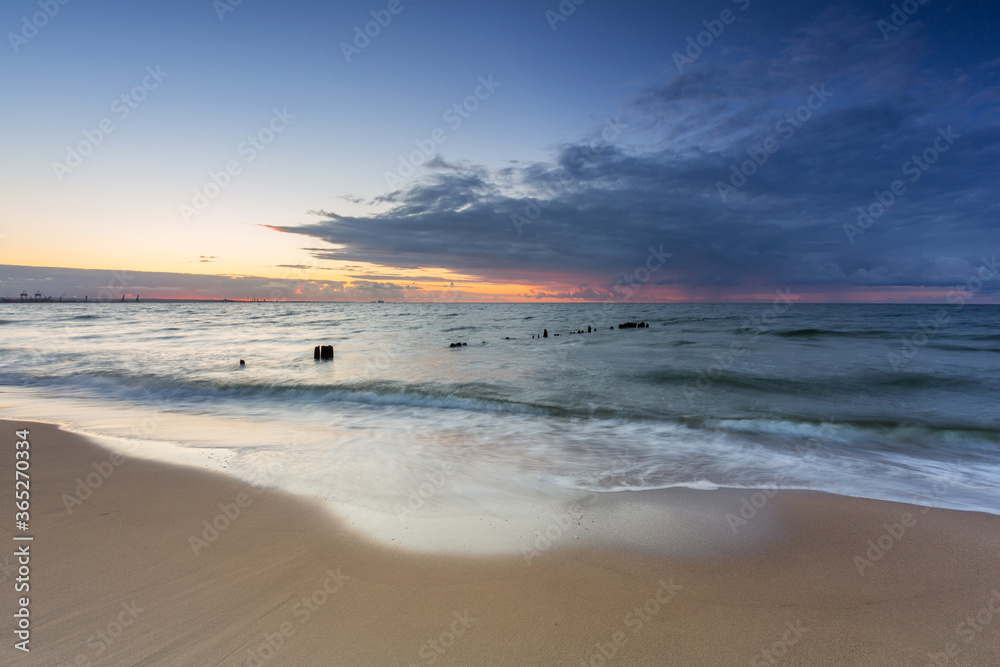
273,5,1000,298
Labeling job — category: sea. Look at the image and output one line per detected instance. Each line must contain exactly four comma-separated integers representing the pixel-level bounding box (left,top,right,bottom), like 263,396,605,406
1,302,998,545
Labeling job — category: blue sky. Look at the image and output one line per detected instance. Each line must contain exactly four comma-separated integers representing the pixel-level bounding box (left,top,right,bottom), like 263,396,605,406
1,0,998,301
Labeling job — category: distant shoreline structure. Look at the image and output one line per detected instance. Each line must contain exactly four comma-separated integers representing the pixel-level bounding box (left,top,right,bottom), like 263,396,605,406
0,296,369,303
2,296,999,306
0,297,292,303
0,291,287,303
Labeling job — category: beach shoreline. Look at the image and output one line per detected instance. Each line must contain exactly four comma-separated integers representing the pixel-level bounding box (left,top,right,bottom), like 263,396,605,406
4,418,1000,665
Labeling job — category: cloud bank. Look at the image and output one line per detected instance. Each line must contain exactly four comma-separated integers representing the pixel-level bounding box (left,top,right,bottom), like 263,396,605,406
0,265,419,302
272,6,1000,301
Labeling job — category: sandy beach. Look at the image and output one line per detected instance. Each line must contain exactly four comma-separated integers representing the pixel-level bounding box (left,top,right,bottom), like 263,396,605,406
4,418,999,665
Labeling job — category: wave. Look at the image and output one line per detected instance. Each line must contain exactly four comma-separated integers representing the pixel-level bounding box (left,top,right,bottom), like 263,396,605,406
873,373,974,390
701,415,1000,445
0,369,558,417
770,327,897,338
5,364,996,443
541,419,1000,515
637,366,984,399
636,368,806,392
930,343,1000,353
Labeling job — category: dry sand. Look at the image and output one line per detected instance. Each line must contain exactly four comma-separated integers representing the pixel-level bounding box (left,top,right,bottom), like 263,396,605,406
3,419,999,665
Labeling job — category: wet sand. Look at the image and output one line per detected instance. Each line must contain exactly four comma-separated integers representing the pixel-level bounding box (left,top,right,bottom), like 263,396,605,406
4,419,1000,665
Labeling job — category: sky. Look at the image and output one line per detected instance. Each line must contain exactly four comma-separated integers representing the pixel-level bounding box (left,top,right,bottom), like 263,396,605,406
1,0,998,302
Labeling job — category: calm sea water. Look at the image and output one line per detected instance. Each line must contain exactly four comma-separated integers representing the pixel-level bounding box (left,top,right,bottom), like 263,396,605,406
1,302,998,520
